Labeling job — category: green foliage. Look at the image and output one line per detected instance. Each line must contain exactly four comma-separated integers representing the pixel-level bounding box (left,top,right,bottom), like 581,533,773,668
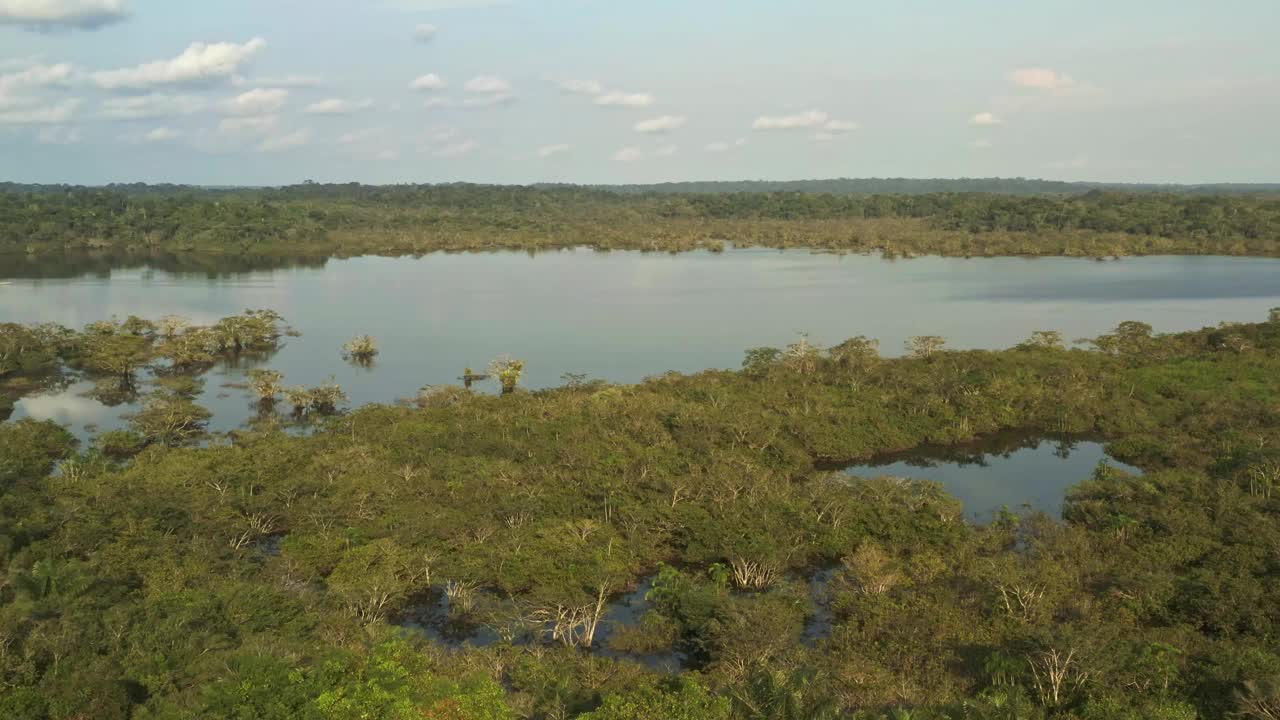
0,311,1278,716
580,678,731,720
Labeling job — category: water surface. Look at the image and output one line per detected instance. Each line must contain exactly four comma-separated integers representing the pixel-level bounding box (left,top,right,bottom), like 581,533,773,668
4,249,1278,440
843,434,1142,519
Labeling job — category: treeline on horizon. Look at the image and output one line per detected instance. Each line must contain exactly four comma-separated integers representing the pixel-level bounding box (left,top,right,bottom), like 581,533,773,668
2,181,1279,258
5,177,1280,196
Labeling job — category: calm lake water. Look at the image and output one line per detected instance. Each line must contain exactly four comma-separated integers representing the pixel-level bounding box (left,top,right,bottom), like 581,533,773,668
3,249,1279,439
843,434,1143,519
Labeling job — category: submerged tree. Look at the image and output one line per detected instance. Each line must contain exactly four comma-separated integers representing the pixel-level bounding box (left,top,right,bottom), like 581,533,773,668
247,368,284,404
342,334,379,366
489,356,525,394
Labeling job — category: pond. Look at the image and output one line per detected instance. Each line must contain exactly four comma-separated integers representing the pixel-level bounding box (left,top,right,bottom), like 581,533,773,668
842,433,1143,519
4,249,1279,440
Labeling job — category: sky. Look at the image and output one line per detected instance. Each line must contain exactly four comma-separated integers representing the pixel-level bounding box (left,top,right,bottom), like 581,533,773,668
0,0,1277,186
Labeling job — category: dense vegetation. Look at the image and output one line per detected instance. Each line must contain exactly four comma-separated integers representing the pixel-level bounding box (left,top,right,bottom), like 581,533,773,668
2,183,1279,258
2,307,1280,718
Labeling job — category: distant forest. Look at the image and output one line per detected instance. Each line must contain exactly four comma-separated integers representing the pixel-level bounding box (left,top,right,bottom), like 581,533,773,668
2,181,1279,258
4,177,1280,196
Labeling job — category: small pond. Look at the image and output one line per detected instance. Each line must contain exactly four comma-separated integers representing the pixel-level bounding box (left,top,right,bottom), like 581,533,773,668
843,433,1142,519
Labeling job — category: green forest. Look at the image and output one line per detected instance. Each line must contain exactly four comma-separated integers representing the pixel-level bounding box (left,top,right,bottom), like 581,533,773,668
2,305,1280,718
3,183,1280,258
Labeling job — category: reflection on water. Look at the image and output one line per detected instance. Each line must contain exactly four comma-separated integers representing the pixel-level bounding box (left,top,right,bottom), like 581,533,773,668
843,434,1142,519
5,249,1280,441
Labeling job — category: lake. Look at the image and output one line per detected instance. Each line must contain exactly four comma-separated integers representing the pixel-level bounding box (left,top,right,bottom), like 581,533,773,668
4,249,1279,439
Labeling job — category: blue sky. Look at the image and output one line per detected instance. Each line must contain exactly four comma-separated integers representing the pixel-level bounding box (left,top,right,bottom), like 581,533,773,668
1,0,1277,185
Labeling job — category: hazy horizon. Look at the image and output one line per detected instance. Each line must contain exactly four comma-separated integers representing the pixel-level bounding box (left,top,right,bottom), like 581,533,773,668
2,0,1278,186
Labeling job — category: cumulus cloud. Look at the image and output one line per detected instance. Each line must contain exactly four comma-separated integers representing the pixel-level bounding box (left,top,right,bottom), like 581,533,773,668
304,98,373,115
413,23,438,41
613,146,643,162
537,143,570,158
424,94,513,109
93,38,266,90
257,127,312,152
98,93,205,119
705,137,746,153
595,91,653,107
555,78,602,96
752,109,829,130
464,75,510,94
223,87,288,115
970,111,1002,126
0,97,80,123
218,114,278,135
813,119,858,141
409,73,447,91
236,74,323,88
36,124,79,144
634,115,685,133
1010,68,1077,90
142,126,180,142
0,0,129,31
0,61,74,92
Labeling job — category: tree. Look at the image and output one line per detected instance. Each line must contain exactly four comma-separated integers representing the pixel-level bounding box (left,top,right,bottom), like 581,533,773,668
489,356,525,394
581,679,732,720
326,538,432,623
342,335,379,366
906,335,946,359
127,392,211,446
81,330,151,388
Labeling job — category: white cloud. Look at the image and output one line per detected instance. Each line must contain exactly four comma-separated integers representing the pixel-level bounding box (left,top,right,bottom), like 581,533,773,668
337,127,385,144
218,114,278,135
0,61,74,92
36,124,79,144
656,144,678,157
143,126,180,142
595,91,654,107
93,38,266,90
812,119,858,141
424,93,513,108
0,97,80,123
537,143,570,158
705,137,747,153
970,111,1002,126
970,138,993,149
237,74,323,88
223,87,288,115
257,128,312,152
413,23,438,41
409,73,447,91
634,114,685,133
304,97,373,115
464,75,510,94
0,0,129,31
1010,68,1077,90
613,146,643,162
555,78,602,96
752,109,829,130
434,139,477,157
98,93,205,119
